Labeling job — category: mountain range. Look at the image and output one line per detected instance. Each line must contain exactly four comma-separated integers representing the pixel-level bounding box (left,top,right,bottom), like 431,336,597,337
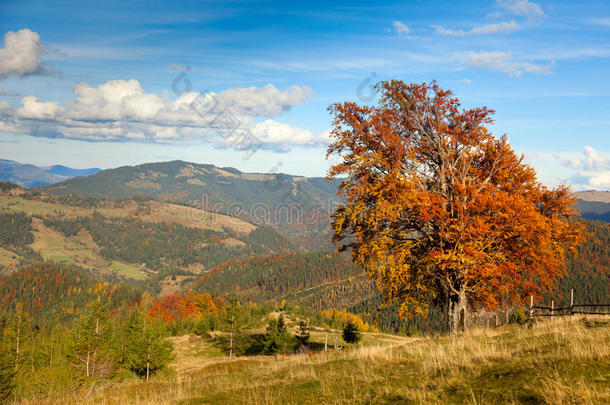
1,159,609,245
0,159,100,188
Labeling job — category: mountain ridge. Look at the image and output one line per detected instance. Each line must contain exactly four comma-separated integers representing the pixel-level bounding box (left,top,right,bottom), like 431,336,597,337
0,158,100,188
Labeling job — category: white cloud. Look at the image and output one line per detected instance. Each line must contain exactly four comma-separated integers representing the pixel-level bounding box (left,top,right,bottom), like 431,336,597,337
471,20,520,35
497,0,545,20
392,21,414,39
433,21,519,36
18,96,64,119
586,172,610,190
563,147,610,190
565,146,609,171
250,120,320,146
2,78,322,151
458,51,553,77
0,29,58,79
215,84,311,117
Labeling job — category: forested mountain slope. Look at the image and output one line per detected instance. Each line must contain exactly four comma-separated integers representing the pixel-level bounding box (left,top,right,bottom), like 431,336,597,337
37,160,339,248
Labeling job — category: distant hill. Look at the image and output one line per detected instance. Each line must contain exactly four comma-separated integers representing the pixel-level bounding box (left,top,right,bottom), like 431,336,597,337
37,160,339,249
44,164,101,178
575,191,610,222
0,159,100,187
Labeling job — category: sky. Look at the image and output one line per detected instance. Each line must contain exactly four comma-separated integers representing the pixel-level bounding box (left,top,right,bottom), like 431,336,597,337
0,0,608,190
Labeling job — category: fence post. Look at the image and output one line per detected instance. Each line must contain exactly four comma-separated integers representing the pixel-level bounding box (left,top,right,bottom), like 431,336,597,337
324,333,327,351
506,310,509,324
495,314,498,327
551,300,554,318
570,289,574,315
529,295,533,317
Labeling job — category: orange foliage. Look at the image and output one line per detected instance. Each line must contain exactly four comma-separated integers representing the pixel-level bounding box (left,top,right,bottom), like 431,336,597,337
327,80,583,331
148,292,224,323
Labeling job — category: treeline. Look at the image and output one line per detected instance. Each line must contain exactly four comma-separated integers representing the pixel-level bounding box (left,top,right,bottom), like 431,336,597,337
22,191,154,209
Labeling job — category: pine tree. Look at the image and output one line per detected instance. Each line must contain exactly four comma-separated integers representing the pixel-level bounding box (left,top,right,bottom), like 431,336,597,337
125,312,173,381
296,320,310,348
69,299,114,378
342,320,361,344
263,315,293,355
262,318,281,355
0,351,15,404
5,303,31,371
224,296,242,359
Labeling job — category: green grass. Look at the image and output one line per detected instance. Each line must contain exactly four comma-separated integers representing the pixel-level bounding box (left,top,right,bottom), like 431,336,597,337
19,316,610,405
109,260,149,280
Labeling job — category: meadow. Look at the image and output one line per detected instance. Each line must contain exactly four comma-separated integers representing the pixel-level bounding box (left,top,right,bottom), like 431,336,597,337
18,316,609,405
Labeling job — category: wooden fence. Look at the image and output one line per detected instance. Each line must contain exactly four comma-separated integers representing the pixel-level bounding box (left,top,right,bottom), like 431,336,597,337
529,289,610,317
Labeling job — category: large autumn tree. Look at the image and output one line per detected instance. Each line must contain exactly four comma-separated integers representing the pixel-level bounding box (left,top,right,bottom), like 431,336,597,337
326,80,583,333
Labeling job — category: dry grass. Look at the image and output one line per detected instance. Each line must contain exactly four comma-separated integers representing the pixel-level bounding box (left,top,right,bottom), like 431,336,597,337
17,316,609,405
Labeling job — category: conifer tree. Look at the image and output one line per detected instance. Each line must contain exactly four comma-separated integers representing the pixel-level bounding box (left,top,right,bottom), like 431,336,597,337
125,312,173,381
69,298,113,378
5,303,31,371
224,296,242,359
342,320,361,344
263,314,292,355
296,320,310,348
0,351,15,404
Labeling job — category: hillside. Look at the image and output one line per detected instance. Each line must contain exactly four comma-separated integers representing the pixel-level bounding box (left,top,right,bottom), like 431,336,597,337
575,191,610,222
0,159,100,188
1,185,608,335
18,317,610,404
35,160,339,248
0,191,294,293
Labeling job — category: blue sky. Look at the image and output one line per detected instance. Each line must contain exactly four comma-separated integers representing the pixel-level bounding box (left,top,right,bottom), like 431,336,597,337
0,0,608,189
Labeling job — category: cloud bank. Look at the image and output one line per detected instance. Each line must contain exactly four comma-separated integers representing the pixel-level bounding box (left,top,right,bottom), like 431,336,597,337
457,51,553,77
0,79,325,150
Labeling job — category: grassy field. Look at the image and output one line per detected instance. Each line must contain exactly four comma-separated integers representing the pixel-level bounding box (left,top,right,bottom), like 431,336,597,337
0,246,19,267
18,316,609,405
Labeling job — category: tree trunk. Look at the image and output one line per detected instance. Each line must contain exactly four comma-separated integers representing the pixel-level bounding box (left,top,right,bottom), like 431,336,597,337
146,336,151,382
229,331,233,360
86,352,90,377
447,286,468,333
15,327,20,370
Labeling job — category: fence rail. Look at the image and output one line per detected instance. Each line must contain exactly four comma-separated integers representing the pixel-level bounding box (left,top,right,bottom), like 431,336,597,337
529,290,610,318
